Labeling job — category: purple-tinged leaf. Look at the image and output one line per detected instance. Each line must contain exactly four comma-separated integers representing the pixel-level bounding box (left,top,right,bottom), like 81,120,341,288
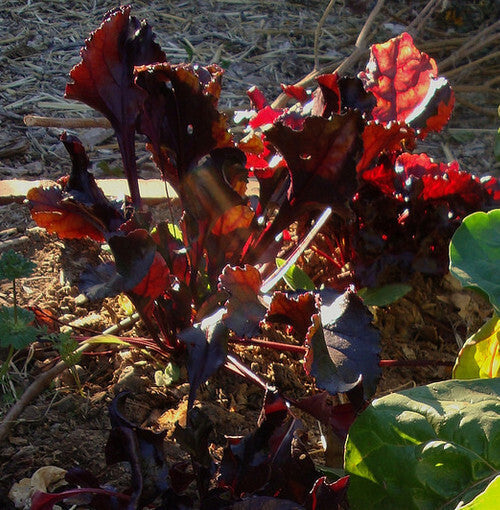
306,475,349,510
318,290,381,398
173,407,216,501
79,229,156,300
178,309,229,408
65,6,166,205
291,391,358,441
107,392,170,508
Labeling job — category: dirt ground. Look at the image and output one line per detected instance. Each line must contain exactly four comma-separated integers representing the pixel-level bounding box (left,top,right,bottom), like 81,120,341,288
0,0,499,507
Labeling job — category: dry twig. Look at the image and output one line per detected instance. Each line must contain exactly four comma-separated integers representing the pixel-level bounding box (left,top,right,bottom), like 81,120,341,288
0,313,140,443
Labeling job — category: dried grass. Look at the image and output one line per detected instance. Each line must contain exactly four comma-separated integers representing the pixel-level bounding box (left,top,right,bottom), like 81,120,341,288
0,0,498,180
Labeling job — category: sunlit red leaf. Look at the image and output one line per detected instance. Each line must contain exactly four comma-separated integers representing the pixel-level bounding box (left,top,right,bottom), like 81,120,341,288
132,252,169,299
359,32,453,135
395,153,487,207
265,291,316,337
281,83,309,103
28,185,105,242
357,121,416,173
27,135,123,242
135,62,232,187
65,6,166,205
219,265,266,337
249,105,285,129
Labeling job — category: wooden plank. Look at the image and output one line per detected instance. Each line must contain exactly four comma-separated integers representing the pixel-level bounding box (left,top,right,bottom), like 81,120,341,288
0,179,178,205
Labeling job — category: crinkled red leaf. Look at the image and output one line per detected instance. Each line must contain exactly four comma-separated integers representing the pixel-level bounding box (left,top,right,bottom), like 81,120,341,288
360,162,399,196
178,310,229,408
28,185,107,242
357,121,416,173
421,168,487,206
65,6,166,205
135,62,232,187
265,291,317,337
281,83,309,103
249,105,285,129
27,134,123,242
395,153,488,207
219,265,266,338
395,152,451,179
359,32,453,134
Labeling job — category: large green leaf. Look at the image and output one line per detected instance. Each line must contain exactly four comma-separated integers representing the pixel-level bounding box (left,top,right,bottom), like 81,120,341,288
457,475,500,509
345,378,500,510
449,210,500,315
276,257,315,291
453,314,500,379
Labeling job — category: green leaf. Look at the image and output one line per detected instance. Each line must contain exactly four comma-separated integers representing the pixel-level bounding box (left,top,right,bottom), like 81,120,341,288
453,315,500,379
449,210,500,315
0,306,39,349
154,362,180,386
457,475,500,509
0,250,35,281
495,128,500,162
276,258,315,291
345,378,500,510
357,283,412,306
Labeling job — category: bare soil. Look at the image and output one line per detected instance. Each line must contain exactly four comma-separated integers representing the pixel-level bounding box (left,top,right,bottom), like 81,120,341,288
0,0,498,507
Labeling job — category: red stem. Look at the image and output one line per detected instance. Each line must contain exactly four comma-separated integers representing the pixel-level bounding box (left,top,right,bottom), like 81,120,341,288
229,338,454,367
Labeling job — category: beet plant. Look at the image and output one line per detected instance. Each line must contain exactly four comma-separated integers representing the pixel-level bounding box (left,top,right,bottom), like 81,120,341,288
22,5,500,509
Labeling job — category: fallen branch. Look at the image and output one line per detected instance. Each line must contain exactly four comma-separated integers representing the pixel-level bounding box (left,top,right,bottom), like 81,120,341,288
0,313,140,444
24,114,111,129
271,0,385,108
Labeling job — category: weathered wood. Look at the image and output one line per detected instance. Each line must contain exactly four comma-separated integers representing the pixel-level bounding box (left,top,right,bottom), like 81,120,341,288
0,179,178,205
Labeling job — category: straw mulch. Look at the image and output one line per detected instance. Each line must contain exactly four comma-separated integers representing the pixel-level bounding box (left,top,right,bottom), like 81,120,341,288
0,0,499,182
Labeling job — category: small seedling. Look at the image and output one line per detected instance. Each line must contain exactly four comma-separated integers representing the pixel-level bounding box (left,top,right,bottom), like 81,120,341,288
0,250,38,380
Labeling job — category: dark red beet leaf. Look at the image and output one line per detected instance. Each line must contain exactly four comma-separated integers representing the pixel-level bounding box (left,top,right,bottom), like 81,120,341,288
27,134,124,242
135,63,232,188
65,6,166,206
359,32,453,136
